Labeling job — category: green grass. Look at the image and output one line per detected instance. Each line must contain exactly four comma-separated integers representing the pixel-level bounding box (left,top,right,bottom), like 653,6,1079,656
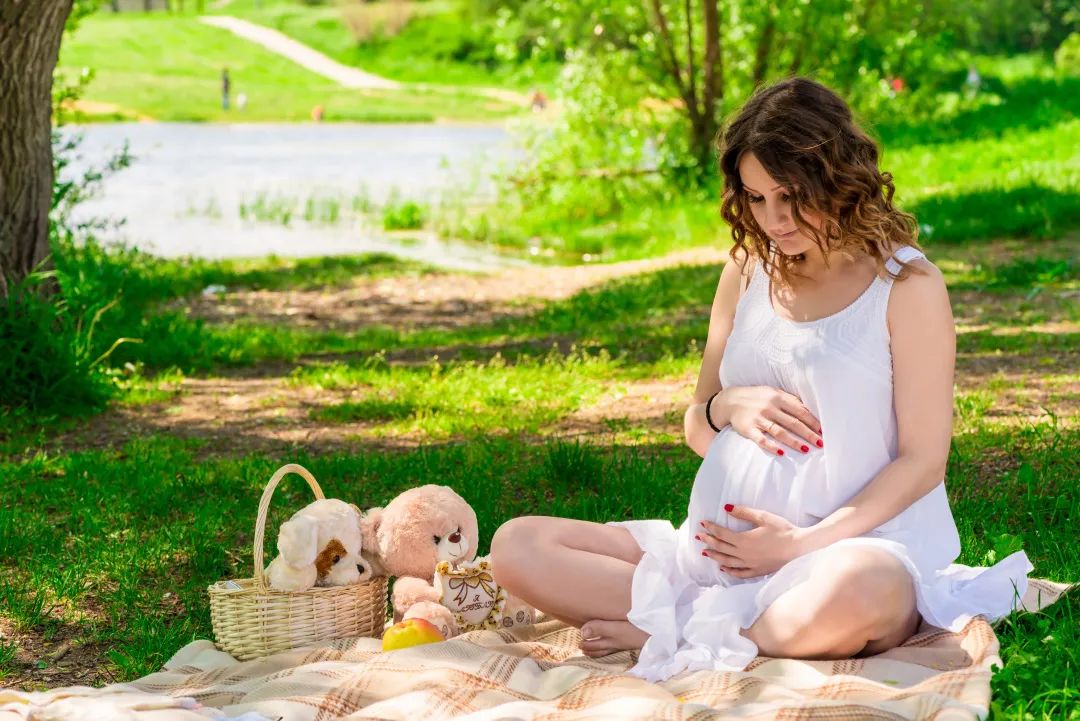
294,349,666,439
0,236,1076,715
216,0,560,92
56,12,523,123
894,113,1080,244
87,251,719,372
0,418,1075,714
439,189,728,264
23,232,1075,385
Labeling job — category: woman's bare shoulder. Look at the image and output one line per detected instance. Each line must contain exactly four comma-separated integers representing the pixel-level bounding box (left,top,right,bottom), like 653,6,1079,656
887,256,949,326
725,246,756,294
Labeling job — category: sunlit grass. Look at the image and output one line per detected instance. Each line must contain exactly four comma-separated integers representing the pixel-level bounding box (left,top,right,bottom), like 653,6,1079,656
56,13,522,123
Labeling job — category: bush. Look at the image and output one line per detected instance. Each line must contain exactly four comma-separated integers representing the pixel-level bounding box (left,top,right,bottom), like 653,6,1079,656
434,48,708,260
382,193,427,230
1055,32,1080,75
3,71,135,416
0,271,123,415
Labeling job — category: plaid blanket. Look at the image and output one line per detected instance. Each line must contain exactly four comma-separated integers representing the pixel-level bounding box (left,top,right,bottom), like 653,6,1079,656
1,579,1070,721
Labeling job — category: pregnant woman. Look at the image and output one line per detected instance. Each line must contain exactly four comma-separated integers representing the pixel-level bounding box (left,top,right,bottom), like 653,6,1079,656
489,76,1032,682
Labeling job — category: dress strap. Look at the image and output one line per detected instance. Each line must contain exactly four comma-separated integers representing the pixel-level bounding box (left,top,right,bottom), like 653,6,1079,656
874,246,930,338
885,245,927,276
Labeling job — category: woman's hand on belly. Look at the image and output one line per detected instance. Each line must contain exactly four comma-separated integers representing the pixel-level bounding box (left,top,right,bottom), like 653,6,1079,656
696,505,809,579
717,386,824,456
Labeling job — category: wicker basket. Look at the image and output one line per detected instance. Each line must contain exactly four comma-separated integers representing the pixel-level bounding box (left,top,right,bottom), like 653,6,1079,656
208,463,388,661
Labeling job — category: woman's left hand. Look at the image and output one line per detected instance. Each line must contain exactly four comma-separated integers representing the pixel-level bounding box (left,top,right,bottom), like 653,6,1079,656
697,506,808,579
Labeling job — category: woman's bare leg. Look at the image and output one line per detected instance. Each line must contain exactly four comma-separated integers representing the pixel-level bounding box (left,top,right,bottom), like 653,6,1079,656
741,546,921,659
493,519,919,661
490,516,650,656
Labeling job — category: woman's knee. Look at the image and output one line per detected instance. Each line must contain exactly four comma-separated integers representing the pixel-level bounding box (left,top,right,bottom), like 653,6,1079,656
748,547,917,658
490,516,546,586
808,548,917,643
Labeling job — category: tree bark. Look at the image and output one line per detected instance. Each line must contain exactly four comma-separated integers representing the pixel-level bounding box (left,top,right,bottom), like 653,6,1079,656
697,0,722,173
0,0,74,298
650,0,700,129
684,0,698,119
648,0,723,179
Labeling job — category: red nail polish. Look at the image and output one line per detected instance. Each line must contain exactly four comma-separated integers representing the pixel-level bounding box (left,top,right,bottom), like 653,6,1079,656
777,449,784,456
816,439,824,448
724,504,734,512
701,551,708,557
694,535,701,541
801,445,809,453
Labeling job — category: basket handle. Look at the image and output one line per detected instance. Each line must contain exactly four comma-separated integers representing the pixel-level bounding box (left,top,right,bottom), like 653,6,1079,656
253,463,325,591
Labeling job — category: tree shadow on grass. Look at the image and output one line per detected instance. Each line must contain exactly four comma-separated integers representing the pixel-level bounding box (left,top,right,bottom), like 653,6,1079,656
875,75,1080,148
908,184,1080,244
103,262,720,373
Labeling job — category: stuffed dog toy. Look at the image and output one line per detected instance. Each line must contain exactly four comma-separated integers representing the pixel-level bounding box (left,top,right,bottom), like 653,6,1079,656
265,498,373,591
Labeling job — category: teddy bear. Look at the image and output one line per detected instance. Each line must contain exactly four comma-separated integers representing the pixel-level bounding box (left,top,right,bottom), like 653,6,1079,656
358,484,535,640
265,498,374,591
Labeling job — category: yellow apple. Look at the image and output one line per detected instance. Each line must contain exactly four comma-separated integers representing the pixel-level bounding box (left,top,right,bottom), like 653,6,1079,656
381,618,445,651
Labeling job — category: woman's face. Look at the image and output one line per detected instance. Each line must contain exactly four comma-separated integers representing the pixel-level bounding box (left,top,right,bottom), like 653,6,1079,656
737,152,823,256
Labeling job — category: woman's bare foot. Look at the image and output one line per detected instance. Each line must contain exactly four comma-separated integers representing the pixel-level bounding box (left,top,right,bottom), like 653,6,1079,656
579,619,650,658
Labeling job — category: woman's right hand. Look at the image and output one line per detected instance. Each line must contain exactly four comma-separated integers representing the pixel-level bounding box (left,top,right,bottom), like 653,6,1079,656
715,386,823,455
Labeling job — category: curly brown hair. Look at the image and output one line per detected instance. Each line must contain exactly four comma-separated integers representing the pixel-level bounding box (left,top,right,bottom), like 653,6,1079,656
718,77,923,287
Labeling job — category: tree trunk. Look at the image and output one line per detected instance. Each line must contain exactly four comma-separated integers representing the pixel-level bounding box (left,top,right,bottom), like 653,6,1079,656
0,0,74,298
649,0,723,181
696,0,722,175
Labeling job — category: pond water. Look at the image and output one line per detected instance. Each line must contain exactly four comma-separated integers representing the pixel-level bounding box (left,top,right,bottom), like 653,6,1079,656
59,122,527,270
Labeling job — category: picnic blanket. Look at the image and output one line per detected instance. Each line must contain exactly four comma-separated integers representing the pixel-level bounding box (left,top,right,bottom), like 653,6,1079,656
1,578,1071,721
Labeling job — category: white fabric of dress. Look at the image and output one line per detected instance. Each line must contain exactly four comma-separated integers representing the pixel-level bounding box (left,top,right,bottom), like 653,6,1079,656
606,245,1033,683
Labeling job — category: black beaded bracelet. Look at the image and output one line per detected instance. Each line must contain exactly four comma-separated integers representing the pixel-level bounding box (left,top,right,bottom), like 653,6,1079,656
704,391,723,433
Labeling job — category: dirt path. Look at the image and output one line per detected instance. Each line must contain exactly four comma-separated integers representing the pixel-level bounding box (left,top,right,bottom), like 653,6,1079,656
200,16,402,90
55,248,727,455
59,99,154,122
50,242,1078,458
184,246,726,332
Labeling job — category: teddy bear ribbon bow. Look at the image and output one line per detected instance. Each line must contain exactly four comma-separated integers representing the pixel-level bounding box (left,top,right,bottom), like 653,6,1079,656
448,570,497,605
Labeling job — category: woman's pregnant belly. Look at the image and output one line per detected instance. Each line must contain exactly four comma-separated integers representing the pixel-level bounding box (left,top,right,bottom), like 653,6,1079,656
690,427,825,526
681,427,827,584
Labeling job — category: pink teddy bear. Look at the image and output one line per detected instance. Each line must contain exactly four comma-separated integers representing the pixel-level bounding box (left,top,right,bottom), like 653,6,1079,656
359,484,535,640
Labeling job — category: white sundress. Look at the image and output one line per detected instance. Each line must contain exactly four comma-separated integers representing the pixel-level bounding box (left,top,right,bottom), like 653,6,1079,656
606,245,1033,683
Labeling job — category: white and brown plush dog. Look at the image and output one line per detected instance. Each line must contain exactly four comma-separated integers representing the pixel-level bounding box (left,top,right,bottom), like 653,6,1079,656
265,499,374,591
